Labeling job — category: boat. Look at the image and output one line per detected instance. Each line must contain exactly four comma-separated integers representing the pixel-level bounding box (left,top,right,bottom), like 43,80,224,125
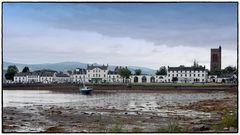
80,86,93,95
79,80,93,94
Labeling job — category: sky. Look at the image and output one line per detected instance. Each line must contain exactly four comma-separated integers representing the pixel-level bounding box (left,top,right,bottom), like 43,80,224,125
3,2,238,70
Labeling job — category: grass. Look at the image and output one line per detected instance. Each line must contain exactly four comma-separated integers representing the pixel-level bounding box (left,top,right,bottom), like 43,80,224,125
212,110,237,130
109,123,123,132
131,127,143,132
132,82,227,87
97,123,108,132
157,119,183,132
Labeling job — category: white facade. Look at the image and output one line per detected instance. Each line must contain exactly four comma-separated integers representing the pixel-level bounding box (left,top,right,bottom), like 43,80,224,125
14,72,41,83
14,74,28,83
130,75,167,83
53,73,71,83
108,74,123,83
40,76,53,84
27,74,40,83
72,74,87,83
86,65,108,83
166,66,208,83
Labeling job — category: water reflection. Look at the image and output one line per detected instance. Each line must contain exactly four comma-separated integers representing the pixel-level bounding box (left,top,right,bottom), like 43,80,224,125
3,90,232,110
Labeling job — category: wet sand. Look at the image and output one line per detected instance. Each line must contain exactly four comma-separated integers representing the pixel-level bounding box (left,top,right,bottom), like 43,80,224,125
3,90,237,132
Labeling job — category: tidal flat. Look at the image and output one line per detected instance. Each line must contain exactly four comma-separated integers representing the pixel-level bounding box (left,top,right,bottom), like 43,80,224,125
3,90,237,132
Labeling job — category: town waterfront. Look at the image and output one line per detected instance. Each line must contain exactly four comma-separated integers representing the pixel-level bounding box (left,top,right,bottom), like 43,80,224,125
3,89,237,132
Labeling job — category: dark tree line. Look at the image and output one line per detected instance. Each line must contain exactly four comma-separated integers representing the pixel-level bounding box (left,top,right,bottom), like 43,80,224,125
156,66,167,75
5,66,30,81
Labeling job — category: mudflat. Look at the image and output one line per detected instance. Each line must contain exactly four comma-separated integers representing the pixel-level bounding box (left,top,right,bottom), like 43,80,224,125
2,89,237,132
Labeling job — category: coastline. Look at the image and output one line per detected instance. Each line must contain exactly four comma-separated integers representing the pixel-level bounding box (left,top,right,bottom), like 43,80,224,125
2,83,237,93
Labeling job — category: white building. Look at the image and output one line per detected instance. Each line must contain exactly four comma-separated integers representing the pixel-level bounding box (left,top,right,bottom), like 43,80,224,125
53,72,71,83
130,75,167,83
86,64,108,83
108,70,123,83
40,72,54,84
14,69,58,84
37,69,57,84
71,68,87,83
14,72,28,83
26,72,40,83
166,65,208,83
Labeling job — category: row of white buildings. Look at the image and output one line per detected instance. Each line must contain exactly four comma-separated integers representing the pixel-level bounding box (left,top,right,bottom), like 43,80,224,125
13,64,234,84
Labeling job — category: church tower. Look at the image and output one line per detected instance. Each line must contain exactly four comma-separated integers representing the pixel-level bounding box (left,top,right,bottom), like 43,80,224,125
210,46,221,72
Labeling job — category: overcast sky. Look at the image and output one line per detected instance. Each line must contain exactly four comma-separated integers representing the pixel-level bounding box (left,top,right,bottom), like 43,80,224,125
3,3,237,69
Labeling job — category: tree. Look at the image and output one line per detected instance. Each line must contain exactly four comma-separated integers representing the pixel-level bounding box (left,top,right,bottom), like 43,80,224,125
193,59,199,67
156,66,167,75
209,70,222,76
172,77,178,83
222,66,236,74
209,66,237,76
5,65,19,81
134,69,142,75
118,67,132,83
22,66,30,73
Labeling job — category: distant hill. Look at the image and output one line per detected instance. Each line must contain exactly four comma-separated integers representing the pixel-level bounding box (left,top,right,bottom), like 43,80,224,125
3,61,156,75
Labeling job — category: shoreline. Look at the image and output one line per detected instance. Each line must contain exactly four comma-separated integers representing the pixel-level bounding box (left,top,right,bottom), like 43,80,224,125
2,83,237,93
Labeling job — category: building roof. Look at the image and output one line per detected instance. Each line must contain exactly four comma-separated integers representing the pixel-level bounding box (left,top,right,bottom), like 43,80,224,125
15,72,28,76
55,73,70,77
34,69,57,73
40,72,54,77
87,64,108,70
73,68,86,74
168,66,206,71
108,70,118,75
33,69,57,76
218,73,236,78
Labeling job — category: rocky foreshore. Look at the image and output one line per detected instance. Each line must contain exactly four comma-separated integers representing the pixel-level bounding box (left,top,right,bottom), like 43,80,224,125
3,95,237,133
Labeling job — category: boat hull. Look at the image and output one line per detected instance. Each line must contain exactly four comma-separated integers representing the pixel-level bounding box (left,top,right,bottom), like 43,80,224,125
80,89,93,95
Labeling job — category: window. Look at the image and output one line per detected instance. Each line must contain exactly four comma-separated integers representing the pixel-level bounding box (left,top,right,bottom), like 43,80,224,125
190,74,191,77
88,74,90,77
104,74,106,77
202,74,204,77
198,74,200,77
194,74,195,77
168,74,170,77
93,74,95,77
202,79,204,82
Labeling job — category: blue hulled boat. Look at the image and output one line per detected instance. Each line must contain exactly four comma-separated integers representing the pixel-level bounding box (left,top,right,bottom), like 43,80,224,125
80,86,93,95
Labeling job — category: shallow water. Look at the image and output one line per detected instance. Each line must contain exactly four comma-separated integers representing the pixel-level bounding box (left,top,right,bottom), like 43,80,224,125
3,90,231,110
3,90,235,132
